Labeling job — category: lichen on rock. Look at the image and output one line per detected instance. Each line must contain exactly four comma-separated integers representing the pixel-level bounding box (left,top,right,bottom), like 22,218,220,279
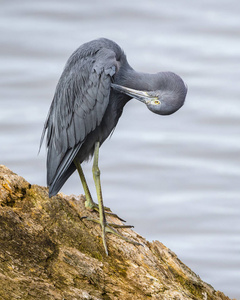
0,165,232,299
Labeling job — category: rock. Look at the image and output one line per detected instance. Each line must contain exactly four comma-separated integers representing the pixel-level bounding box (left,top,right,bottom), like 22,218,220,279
0,165,232,300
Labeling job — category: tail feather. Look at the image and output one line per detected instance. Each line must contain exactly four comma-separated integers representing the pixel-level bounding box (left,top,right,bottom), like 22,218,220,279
47,143,82,197
48,162,76,197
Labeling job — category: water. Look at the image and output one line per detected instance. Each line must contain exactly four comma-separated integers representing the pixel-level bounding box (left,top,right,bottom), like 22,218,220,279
1,0,240,298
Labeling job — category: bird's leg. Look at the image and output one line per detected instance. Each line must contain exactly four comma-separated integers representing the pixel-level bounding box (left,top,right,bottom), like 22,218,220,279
74,159,96,211
91,142,108,254
74,159,125,222
91,142,142,255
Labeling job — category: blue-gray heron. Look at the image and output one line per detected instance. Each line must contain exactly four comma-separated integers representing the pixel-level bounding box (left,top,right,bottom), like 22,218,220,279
41,38,187,255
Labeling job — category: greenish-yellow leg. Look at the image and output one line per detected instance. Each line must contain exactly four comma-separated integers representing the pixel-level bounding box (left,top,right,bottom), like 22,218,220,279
74,158,125,221
91,142,142,255
92,142,108,254
74,159,96,210
74,145,142,255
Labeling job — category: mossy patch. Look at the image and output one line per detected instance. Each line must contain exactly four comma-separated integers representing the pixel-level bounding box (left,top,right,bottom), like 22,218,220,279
0,165,231,300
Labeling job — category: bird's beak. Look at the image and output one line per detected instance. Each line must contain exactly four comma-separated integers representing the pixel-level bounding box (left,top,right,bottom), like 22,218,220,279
111,83,153,103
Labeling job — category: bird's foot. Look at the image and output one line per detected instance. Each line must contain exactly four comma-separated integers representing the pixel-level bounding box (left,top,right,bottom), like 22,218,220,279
82,216,142,255
84,198,126,222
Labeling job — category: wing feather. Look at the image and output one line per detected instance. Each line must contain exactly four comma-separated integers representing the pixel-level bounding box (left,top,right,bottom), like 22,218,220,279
41,46,118,195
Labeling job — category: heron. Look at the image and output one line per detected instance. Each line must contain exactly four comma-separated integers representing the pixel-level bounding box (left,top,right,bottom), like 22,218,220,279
40,38,187,255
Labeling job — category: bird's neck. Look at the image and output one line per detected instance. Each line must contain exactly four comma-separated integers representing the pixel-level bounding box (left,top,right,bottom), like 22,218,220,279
121,68,158,91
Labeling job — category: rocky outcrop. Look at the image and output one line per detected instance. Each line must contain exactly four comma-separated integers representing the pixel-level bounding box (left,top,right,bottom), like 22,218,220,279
0,165,231,299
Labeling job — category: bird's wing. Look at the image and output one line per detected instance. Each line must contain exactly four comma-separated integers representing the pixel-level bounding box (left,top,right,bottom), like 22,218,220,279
41,48,118,195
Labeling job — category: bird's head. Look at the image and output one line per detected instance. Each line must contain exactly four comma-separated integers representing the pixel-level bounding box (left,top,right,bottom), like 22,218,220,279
111,72,187,115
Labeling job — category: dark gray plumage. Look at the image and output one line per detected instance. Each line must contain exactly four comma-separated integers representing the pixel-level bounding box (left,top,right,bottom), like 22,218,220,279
41,38,187,198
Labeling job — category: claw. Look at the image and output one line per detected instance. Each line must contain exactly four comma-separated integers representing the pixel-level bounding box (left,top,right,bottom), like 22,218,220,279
104,211,126,222
104,223,142,246
85,198,111,212
82,216,142,248
108,223,133,229
85,198,126,222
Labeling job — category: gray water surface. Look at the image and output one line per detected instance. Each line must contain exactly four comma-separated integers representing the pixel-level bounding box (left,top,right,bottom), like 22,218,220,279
1,1,240,298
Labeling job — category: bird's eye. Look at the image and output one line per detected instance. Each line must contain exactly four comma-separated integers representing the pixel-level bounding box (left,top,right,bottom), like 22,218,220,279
153,100,160,105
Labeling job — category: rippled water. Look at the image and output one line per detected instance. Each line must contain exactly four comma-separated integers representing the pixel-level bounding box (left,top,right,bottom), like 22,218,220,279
1,0,240,298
